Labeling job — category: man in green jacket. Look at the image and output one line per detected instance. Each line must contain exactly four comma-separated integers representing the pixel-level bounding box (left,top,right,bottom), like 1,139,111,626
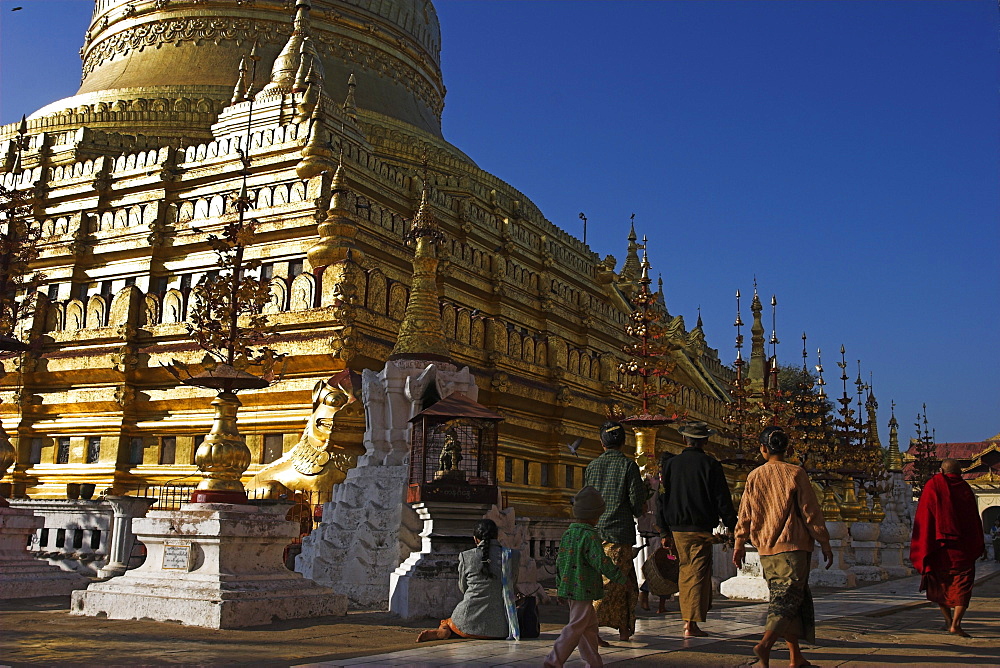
545,486,624,668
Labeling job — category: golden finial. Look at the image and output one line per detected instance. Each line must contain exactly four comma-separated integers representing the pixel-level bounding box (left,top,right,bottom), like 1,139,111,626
263,0,318,94
231,55,249,105
306,149,364,267
293,40,311,93
887,399,903,471
748,280,766,390
295,87,334,178
343,73,358,122
815,347,826,399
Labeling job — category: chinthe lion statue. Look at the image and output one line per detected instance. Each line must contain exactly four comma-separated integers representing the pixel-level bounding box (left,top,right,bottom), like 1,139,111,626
247,369,363,499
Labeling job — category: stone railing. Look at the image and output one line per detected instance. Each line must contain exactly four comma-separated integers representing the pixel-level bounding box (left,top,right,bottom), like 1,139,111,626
8,499,113,577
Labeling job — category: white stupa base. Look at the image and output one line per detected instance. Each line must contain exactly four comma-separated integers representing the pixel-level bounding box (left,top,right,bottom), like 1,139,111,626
720,548,769,601
71,502,346,628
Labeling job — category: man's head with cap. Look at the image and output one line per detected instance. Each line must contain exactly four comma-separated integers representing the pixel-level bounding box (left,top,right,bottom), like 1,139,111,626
573,485,606,524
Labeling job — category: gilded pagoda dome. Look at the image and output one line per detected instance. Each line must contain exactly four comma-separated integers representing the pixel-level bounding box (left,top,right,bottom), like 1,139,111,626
28,0,445,139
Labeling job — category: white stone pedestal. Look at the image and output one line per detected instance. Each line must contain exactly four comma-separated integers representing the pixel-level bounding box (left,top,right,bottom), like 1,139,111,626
389,501,491,620
71,502,347,628
877,521,913,579
0,506,89,598
97,496,156,579
849,521,887,584
810,521,856,588
720,546,769,601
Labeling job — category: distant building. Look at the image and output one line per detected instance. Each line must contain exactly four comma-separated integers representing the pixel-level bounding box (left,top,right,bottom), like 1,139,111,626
905,433,1000,530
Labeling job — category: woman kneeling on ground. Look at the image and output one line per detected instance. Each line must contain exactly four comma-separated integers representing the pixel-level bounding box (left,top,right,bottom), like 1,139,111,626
416,519,520,642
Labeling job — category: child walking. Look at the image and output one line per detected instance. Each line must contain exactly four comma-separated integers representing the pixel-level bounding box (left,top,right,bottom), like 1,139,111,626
544,486,626,668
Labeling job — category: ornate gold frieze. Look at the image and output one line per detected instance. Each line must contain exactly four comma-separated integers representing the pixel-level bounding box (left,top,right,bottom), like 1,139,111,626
80,17,444,116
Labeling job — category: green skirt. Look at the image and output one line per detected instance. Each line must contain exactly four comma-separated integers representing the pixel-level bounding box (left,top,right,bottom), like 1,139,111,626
760,550,815,644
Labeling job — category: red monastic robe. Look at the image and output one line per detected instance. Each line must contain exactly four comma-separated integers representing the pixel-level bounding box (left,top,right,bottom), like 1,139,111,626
910,472,984,606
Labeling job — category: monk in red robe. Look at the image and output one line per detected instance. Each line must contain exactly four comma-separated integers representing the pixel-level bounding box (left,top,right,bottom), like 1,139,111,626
909,459,984,637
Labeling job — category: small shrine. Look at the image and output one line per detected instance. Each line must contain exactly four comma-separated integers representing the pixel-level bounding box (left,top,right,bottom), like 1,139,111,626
407,393,502,506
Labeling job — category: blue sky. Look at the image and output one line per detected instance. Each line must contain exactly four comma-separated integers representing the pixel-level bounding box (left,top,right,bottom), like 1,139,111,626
1,1,997,444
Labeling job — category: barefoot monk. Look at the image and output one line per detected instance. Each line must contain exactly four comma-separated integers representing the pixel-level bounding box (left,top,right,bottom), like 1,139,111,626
910,458,984,638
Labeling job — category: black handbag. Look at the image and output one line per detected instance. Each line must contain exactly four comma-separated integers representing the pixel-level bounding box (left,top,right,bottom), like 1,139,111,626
515,594,540,639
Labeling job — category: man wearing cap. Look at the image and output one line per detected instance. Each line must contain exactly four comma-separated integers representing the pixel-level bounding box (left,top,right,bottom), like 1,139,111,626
584,421,647,642
657,421,737,638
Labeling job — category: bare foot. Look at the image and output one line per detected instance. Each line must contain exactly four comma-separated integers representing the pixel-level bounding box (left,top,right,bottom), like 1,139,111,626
416,627,451,642
949,627,971,638
597,637,611,647
684,628,709,638
619,631,633,641
754,642,771,668
657,606,668,614
639,591,650,611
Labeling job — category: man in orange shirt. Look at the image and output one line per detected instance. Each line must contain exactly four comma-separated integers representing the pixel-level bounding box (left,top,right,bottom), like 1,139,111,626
733,426,832,668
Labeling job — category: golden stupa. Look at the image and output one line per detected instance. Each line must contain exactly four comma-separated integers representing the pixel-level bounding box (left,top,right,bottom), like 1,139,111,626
0,0,734,517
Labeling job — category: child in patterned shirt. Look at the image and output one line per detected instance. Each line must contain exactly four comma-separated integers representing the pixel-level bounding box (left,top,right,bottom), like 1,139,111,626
544,486,625,668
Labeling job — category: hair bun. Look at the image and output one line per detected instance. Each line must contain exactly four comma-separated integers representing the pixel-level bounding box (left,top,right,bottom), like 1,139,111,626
759,426,788,453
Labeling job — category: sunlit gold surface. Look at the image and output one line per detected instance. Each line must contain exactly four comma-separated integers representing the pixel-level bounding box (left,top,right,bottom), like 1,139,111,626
0,1,738,517
194,392,252,492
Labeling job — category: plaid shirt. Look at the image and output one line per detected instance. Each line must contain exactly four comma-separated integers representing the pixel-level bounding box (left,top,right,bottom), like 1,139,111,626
585,448,646,545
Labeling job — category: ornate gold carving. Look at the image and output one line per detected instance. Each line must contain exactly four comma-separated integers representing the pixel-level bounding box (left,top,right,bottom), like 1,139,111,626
111,344,139,373
491,372,509,393
114,384,135,407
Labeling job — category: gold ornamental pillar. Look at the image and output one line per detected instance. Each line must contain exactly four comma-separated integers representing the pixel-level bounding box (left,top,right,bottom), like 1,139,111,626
191,391,253,503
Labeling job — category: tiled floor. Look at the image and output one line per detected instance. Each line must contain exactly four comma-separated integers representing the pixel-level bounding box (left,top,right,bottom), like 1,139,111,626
296,562,1000,668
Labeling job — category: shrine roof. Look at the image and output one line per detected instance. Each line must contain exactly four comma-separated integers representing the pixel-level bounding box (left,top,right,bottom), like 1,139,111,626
410,392,504,422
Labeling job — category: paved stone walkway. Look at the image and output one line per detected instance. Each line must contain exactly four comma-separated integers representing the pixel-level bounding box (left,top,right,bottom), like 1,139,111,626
298,562,1000,668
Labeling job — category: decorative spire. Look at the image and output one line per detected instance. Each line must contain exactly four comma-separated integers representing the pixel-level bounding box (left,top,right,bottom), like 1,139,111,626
306,152,364,267
262,1,323,95
295,88,334,178
389,185,451,361
814,347,826,399
747,281,766,393
294,76,319,124
343,73,358,121
866,376,881,449
231,56,249,105
619,213,641,292
887,400,903,471
696,307,703,329
801,332,808,372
